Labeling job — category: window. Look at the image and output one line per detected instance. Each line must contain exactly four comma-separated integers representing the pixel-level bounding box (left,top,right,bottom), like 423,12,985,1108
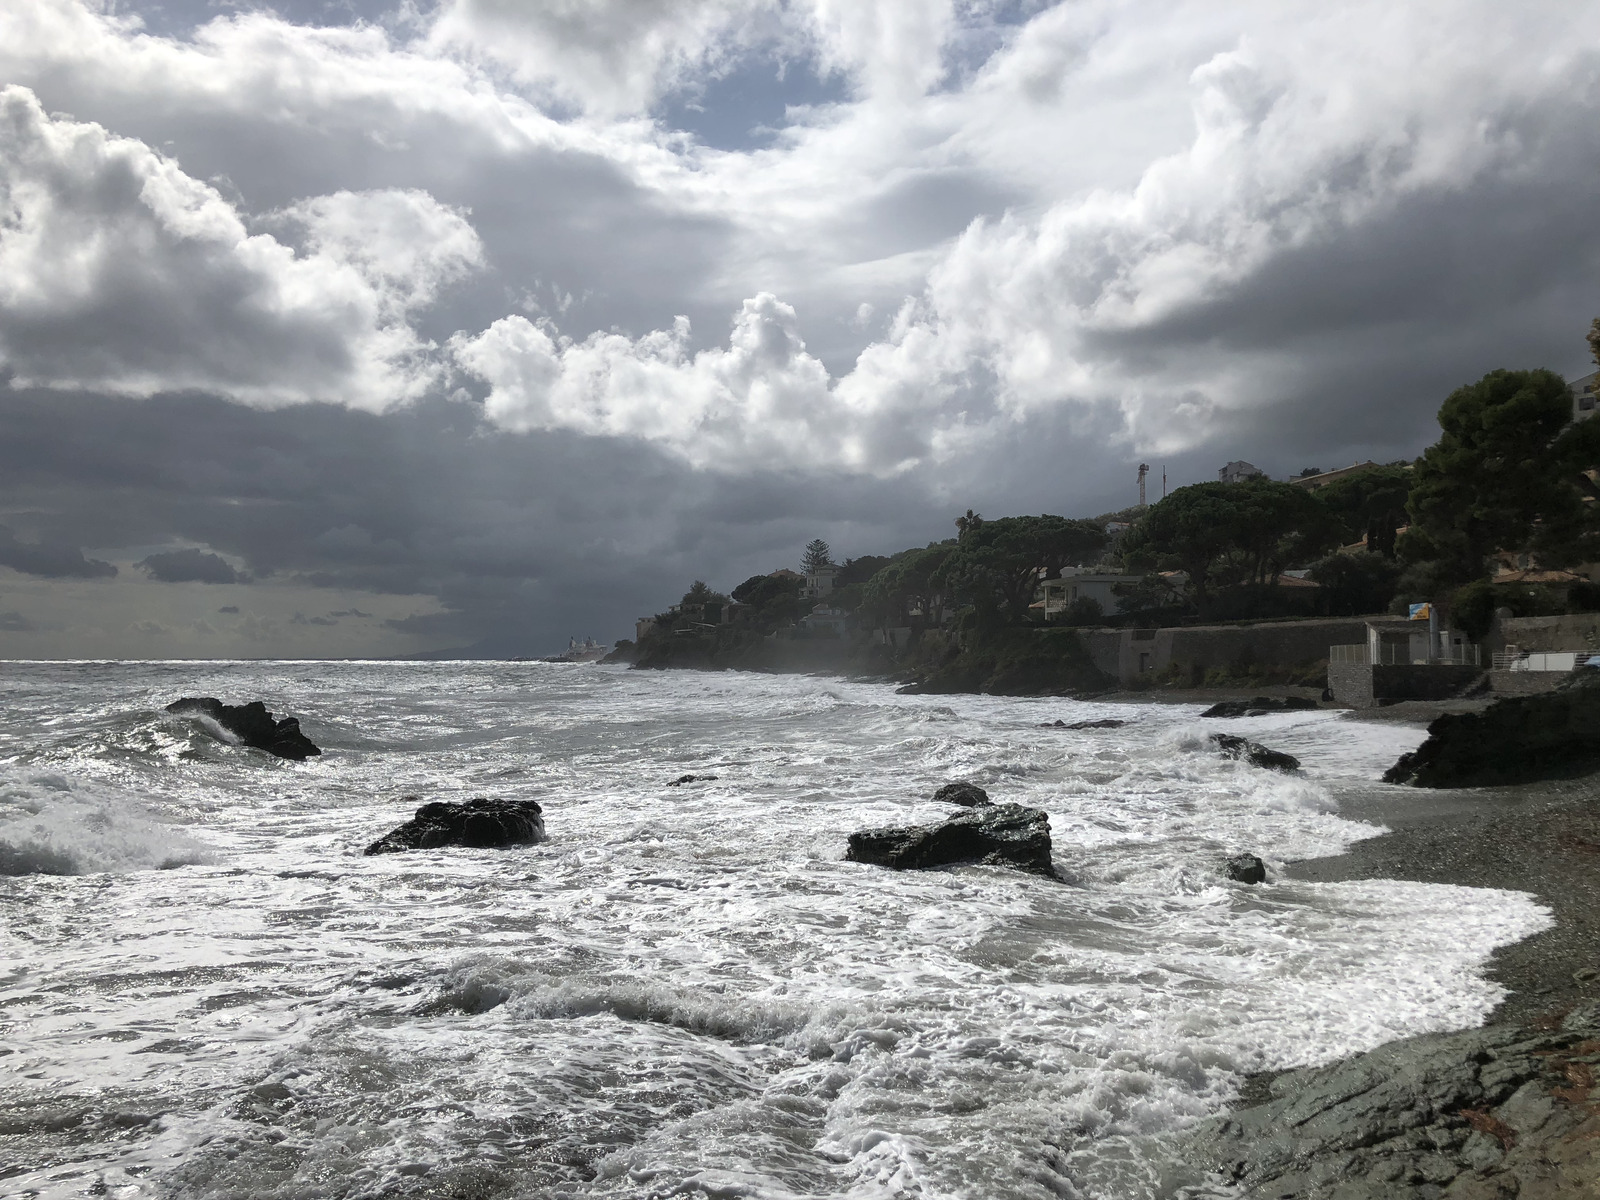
1581,395,1595,412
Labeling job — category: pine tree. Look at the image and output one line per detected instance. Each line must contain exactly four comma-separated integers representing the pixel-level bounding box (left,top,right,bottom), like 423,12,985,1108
802,539,832,573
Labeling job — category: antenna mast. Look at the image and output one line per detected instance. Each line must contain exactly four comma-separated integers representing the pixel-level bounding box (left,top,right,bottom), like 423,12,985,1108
1137,463,1149,507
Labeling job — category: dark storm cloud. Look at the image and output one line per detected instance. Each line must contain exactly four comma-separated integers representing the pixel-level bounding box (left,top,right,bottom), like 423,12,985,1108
138,548,242,584
0,525,117,579
0,387,954,652
0,610,39,631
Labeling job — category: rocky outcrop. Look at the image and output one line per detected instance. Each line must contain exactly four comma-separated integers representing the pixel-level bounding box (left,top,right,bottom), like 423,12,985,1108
1212,733,1300,772
932,781,992,807
165,697,321,760
1040,718,1128,729
364,798,546,855
667,774,718,786
846,803,1054,876
1191,1004,1600,1198
1200,696,1319,718
1225,853,1268,884
1383,684,1600,787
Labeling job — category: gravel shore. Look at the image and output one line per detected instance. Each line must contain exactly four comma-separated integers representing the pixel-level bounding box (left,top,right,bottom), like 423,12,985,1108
1188,741,1600,1196
1287,774,1600,1025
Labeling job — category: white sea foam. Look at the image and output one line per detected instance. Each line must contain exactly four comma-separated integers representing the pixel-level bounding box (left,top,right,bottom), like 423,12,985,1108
0,770,213,874
0,662,1552,1200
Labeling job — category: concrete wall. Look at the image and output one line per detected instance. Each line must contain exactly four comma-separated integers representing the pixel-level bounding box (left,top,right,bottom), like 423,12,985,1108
1329,662,1482,708
1328,661,1374,707
1370,664,1481,702
1082,618,1370,686
1488,669,1571,695
1491,614,1600,655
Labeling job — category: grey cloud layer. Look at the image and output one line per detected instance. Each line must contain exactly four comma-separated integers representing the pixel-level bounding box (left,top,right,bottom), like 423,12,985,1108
0,0,1596,654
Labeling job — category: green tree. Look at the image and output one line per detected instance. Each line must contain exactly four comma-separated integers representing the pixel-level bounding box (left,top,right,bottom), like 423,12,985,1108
1588,316,1600,369
1132,480,1334,604
802,539,833,573
1308,551,1402,616
934,515,1108,621
863,545,954,626
1407,368,1600,586
1310,464,1412,557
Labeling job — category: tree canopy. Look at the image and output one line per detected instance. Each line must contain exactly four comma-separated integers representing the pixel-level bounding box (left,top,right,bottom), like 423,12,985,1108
1310,464,1411,558
802,539,833,573
1407,368,1600,585
1131,479,1333,603
934,515,1108,620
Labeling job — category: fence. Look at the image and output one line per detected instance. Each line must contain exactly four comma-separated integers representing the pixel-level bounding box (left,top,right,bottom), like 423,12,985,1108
1330,643,1480,667
1493,650,1584,672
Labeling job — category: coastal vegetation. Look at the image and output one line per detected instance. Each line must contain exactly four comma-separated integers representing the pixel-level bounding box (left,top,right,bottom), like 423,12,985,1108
622,331,1600,695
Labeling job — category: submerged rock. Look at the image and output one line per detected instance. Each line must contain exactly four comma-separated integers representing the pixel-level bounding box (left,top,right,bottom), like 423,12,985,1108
846,803,1054,876
1211,733,1300,772
1189,1003,1600,1198
165,697,321,761
364,798,546,855
1066,718,1127,730
1199,696,1318,718
1383,684,1600,787
932,781,992,807
1225,853,1267,884
667,774,719,786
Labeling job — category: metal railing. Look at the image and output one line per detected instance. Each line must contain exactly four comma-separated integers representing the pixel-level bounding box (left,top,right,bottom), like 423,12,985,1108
1329,643,1480,667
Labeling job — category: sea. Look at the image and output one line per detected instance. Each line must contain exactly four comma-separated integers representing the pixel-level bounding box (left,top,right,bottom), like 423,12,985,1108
0,661,1551,1200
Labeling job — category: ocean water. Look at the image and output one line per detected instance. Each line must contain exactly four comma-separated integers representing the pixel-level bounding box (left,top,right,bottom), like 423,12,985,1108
0,661,1550,1200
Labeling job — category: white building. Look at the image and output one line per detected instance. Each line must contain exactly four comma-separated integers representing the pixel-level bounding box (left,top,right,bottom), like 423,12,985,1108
1035,569,1146,619
802,566,838,600
1573,370,1598,422
1219,460,1265,483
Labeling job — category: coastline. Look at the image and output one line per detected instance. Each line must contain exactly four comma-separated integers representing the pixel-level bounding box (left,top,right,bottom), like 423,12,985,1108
1193,752,1600,1194
1287,777,1600,1027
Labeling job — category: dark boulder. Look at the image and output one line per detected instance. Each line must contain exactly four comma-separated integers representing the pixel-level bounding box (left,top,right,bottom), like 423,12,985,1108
1382,684,1600,787
1066,718,1127,730
1199,696,1318,718
932,781,992,807
1188,1004,1600,1199
1225,853,1268,884
847,803,1054,876
165,697,321,760
364,798,546,855
667,774,718,786
1211,733,1300,772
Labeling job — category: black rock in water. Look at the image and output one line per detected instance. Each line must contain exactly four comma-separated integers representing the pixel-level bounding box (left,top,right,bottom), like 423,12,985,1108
1199,696,1318,718
165,697,321,760
932,781,992,807
667,774,719,786
1225,853,1268,884
1211,733,1300,772
364,798,546,855
1066,718,1127,730
1383,684,1600,787
847,803,1054,876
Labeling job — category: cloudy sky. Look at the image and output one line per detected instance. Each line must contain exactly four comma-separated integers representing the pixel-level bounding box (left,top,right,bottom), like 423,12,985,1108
1,0,1597,657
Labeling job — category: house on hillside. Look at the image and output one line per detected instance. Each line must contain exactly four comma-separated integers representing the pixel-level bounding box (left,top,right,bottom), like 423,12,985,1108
1573,370,1598,421
1290,461,1383,490
1219,460,1265,483
1035,568,1147,619
802,566,837,601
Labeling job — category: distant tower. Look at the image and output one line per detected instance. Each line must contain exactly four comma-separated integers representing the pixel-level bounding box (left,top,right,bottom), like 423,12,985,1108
1137,463,1149,507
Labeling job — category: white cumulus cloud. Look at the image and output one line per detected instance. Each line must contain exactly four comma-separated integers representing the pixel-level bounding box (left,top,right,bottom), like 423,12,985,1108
0,86,483,409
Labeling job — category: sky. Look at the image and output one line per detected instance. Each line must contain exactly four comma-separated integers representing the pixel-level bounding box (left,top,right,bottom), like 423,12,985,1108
1,0,1598,658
